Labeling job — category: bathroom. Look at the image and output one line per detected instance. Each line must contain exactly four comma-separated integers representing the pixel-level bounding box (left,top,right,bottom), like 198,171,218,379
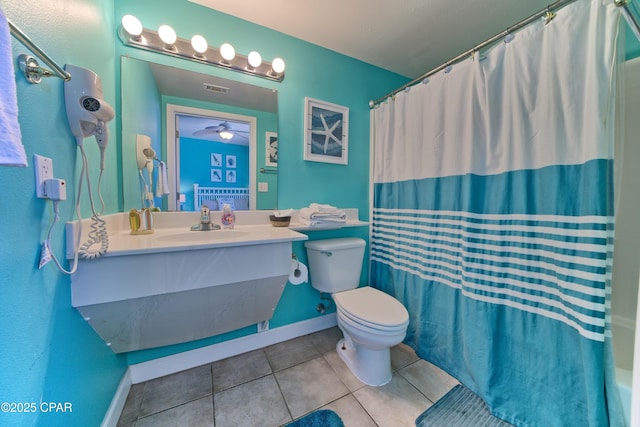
0,0,639,426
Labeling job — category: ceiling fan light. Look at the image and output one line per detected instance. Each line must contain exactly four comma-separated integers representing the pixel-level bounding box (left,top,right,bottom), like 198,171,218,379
219,130,234,140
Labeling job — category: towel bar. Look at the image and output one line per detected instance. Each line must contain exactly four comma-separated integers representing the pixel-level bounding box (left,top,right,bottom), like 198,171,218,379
8,19,70,83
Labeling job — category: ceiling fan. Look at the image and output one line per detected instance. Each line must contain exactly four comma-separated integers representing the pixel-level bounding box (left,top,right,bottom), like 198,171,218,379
192,121,249,141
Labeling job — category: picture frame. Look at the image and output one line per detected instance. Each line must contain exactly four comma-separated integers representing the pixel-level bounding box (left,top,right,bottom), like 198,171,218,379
226,155,237,168
303,97,349,165
226,170,236,183
210,169,222,182
265,132,278,167
210,153,222,167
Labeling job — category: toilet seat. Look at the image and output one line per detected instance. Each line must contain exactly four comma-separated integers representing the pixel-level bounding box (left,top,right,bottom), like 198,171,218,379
334,287,409,332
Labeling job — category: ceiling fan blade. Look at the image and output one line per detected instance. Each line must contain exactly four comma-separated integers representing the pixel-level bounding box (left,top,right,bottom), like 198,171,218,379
193,121,248,141
193,128,217,136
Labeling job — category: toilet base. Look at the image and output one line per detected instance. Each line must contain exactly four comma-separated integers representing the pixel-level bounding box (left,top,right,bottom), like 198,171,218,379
336,338,392,386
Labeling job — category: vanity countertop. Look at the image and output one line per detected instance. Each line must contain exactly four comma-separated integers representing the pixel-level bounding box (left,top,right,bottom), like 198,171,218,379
65,209,370,259
104,224,308,256
65,211,308,259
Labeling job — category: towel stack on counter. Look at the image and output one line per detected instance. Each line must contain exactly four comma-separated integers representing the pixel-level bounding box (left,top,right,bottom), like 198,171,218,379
298,203,347,227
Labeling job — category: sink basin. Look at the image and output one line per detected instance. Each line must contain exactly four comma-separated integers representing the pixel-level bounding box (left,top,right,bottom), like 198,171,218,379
155,230,248,243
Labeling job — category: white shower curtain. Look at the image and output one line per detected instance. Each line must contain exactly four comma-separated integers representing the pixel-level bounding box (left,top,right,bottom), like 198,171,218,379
371,1,624,425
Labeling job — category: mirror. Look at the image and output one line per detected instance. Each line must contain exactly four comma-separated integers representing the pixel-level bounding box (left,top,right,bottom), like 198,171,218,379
120,56,278,212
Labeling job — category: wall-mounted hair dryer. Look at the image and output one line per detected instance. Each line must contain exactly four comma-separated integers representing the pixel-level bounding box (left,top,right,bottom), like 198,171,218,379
64,64,114,169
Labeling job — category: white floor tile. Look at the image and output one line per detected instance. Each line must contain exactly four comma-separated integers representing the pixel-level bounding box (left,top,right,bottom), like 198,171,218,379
354,373,432,427
399,359,459,403
275,356,349,419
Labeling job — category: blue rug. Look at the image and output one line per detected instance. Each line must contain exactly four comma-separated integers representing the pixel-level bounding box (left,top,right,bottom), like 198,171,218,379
287,409,344,427
416,385,514,426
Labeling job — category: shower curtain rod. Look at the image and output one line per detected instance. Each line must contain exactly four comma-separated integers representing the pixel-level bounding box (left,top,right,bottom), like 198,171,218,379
370,0,640,108
7,18,71,82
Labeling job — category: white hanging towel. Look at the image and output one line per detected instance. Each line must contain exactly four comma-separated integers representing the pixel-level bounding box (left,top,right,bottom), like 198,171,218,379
0,10,27,167
155,160,170,196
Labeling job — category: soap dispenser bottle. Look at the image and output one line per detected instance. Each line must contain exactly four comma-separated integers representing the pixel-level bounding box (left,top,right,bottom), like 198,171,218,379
221,203,235,229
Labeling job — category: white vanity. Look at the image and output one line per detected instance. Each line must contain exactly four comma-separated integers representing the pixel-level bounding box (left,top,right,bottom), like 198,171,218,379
66,211,307,353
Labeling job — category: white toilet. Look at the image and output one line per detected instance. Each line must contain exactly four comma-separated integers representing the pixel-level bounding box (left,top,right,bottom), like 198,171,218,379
304,237,409,386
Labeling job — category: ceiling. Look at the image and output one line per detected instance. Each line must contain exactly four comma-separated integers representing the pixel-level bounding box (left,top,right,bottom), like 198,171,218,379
179,114,250,145
190,0,556,79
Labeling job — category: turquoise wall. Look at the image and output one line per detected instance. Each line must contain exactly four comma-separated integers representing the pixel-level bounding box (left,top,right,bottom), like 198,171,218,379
625,2,640,59
181,137,250,190
3,0,637,424
115,0,409,365
0,1,127,426
0,0,406,423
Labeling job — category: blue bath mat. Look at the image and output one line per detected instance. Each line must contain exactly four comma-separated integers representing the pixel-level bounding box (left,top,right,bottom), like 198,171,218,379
287,409,344,427
416,385,514,426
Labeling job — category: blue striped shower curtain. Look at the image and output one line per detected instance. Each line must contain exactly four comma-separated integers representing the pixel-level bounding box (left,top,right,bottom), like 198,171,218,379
370,1,625,426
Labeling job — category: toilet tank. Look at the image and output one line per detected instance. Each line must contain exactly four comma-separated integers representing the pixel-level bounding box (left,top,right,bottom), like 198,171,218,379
304,238,366,293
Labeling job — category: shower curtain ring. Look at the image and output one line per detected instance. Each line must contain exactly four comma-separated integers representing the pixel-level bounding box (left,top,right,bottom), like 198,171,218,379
504,28,515,44
544,7,556,25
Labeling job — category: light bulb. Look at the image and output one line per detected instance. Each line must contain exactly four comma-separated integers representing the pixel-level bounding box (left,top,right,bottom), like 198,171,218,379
248,51,262,68
220,43,235,61
219,131,233,140
122,15,143,38
158,25,177,46
191,35,208,54
271,57,285,74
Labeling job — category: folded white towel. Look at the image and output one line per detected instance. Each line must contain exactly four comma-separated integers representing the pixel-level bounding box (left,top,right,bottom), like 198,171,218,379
299,206,347,221
0,11,27,167
309,203,340,213
298,216,347,227
299,203,347,228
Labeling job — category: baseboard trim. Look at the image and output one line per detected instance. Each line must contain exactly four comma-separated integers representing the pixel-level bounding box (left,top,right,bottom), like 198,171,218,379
129,313,337,384
101,368,132,427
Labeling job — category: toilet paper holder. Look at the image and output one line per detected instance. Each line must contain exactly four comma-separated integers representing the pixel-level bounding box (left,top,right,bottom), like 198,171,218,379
291,253,302,279
289,253,309,285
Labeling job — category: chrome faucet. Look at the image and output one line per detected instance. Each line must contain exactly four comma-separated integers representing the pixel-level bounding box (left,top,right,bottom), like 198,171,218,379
191,206,221,231
200,205,211,225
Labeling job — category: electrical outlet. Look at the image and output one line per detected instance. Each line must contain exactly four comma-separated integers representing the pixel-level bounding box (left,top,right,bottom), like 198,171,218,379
33,154,54,198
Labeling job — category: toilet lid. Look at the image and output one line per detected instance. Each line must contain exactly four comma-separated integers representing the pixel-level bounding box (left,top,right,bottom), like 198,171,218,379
334,287,409,329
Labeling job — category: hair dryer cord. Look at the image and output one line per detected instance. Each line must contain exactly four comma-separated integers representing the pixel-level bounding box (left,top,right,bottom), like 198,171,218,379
77,144,109,260
78,213,108,259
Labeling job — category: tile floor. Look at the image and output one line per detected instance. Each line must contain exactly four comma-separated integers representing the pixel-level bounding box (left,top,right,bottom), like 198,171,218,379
117,327,459,427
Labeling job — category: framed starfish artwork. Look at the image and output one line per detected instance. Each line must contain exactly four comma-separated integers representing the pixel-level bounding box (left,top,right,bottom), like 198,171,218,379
303,97,349,165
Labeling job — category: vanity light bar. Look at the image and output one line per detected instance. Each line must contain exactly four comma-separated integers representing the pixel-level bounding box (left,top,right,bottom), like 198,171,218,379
117,17,285,82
